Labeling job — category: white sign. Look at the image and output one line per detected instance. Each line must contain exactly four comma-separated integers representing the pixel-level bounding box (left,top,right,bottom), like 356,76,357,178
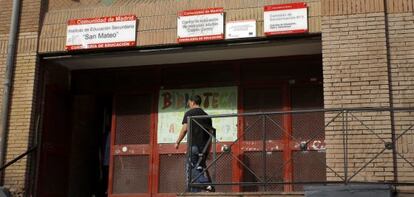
66,15,136,50
177,8,224,43
157,87,238,144
226,20,256,39
264,2,308,36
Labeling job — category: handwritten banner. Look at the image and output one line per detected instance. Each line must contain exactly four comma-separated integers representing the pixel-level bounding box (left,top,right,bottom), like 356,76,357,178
157,87,238,144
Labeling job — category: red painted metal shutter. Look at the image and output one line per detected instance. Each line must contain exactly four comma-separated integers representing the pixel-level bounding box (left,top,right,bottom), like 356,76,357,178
110,94,152,195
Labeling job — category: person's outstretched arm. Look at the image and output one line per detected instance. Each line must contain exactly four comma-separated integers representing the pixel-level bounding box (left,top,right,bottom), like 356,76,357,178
175,123,187,149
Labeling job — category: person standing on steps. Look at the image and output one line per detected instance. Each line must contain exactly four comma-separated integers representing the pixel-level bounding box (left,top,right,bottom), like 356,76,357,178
175,95,215,192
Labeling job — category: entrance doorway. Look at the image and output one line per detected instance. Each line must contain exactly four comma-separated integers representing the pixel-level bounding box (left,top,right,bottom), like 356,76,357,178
37,38,323,197
36,64,113,197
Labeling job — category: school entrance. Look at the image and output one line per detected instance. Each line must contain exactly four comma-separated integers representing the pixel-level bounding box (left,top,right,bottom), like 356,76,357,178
37,37,324,197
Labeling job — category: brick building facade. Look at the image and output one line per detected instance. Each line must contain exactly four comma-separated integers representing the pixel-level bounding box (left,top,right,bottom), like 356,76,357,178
0,0,413,196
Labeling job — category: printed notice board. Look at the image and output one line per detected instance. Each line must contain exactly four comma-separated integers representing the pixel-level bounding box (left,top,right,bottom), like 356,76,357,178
177,8,224,43
264,2,308,36
66,15,136,50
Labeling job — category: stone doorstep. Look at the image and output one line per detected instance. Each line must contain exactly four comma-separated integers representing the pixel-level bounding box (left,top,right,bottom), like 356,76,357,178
177,192,304,197
177,190,414,197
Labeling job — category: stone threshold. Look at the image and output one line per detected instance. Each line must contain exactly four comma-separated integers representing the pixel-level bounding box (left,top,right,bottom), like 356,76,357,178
178,192,304,197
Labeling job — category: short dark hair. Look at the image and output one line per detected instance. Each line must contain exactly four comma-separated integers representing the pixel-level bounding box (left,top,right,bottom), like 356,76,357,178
189,95,202,105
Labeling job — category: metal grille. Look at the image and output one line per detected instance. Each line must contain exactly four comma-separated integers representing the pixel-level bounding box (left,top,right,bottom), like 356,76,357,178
292,112,325,141
291,86,323,110
115,94,151,145
395,112,414,191
242,152,263,192
242,151,283,192
244,88,283,140
112,155,149,194
345,111,393,182
265,151,284,191
159,154,186,193
186,108,414,191
265,114,284,141
292,151,327,191
207,152,233,192
244,116,264,141
291,86,324,141
395,111,414,187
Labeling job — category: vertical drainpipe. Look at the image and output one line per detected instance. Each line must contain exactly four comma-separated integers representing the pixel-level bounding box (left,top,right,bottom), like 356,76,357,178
383,0,398,184
0,0,22,182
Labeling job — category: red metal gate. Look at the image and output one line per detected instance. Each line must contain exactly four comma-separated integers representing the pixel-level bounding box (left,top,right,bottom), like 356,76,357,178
240,85,286,192
108,83,324,196
109,93,154,197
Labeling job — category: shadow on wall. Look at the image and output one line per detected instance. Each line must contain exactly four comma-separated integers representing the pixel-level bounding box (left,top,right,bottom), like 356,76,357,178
44,0,109,11
0,187,10,197
101,0,114,6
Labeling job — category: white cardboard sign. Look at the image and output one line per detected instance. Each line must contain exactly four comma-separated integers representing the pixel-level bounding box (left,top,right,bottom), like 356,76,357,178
66,15,137,50
225,20,256,39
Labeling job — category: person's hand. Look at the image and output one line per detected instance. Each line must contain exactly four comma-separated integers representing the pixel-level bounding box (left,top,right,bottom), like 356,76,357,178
175,142,179,149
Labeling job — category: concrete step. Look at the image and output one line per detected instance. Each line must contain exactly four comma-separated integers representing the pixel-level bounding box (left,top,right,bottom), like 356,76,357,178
396,192,414,197
178,192,304,197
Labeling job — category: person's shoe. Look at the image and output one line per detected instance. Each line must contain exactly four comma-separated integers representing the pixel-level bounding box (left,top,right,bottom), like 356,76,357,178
206,185,215,192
